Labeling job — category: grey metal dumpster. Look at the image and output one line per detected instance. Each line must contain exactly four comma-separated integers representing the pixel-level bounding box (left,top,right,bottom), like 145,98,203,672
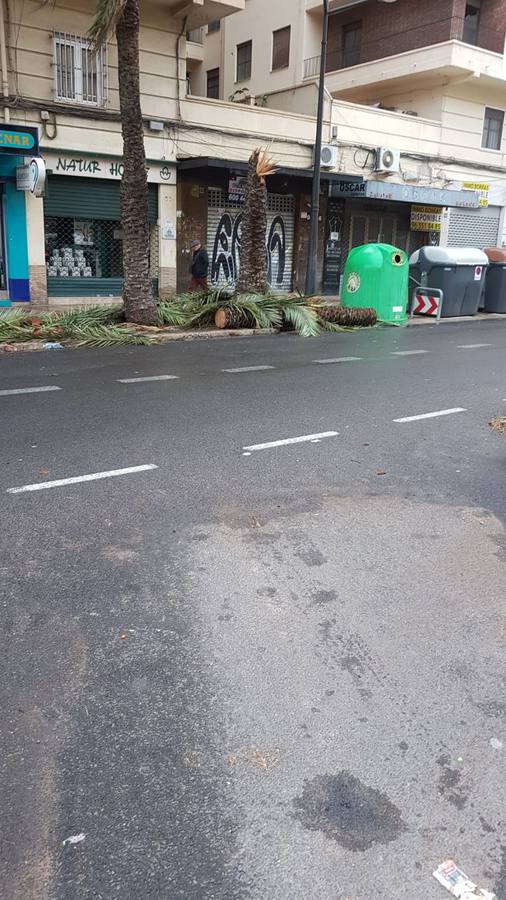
409,247,488,317
483,248,506,313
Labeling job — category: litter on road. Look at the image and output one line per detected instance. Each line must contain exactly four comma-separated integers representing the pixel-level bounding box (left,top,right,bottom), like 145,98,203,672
62,833,86,847
433,859,496,899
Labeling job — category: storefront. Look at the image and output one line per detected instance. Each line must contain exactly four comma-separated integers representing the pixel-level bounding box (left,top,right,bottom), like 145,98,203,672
326,180,481,295
177,159,299,295
42,153,177,300
0,123,39,306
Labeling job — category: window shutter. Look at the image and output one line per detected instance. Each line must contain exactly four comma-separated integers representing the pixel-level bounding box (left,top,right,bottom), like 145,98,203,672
272,26,290,71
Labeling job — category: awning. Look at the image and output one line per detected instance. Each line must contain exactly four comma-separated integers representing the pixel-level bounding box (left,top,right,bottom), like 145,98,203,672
177,157,363,184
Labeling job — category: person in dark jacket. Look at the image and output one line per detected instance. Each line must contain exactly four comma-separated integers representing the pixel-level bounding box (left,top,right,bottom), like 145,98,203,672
189,239,209,292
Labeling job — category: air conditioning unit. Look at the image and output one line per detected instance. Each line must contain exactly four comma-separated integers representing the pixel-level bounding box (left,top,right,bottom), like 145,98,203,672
320,144,338,169
375,146,400,173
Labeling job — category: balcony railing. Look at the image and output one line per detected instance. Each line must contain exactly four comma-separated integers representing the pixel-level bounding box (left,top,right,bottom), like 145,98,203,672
186,27,204,44
303,15,504,78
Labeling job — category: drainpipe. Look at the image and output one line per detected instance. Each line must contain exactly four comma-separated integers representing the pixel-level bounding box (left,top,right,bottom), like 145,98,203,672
0,0,9,122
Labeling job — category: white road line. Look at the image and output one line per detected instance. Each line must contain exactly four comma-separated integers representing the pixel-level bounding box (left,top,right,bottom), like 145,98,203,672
222,365,275,373
0,385,62,396
7,464,158,494
457,343,492,349
243,431,338,452
117,375,179,383
313,356,362,364
391,350,430,356
394,407,466,424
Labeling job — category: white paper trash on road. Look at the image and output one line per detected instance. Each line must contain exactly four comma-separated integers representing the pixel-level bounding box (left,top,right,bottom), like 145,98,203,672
433,860,496,899
62,832,86,847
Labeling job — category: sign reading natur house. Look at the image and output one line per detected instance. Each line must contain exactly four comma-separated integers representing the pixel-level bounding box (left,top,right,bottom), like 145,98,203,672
43,153,175,184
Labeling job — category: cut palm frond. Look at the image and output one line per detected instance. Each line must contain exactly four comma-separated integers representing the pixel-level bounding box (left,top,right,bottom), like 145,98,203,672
275,296,321,337
0,310,36,342
64,324,154,347
40,305,123,329
156,301,192,327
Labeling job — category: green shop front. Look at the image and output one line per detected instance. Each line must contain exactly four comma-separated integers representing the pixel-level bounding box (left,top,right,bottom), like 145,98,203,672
43,153,174,299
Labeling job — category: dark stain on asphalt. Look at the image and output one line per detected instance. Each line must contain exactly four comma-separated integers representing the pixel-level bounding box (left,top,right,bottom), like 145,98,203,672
296,548,327,567
399,741,409,756
293,772,407,851
312,589,337,605
436,755,468,809
477,699,506,719
495,846,506,897
479,815,495,834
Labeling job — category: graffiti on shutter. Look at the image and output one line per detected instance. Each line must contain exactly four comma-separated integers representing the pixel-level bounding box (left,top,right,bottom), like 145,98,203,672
207,190,294,293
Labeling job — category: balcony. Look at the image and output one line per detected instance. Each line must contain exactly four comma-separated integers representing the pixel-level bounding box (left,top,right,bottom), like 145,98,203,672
163,0,244,27
186,26,204,61
304,40,506,102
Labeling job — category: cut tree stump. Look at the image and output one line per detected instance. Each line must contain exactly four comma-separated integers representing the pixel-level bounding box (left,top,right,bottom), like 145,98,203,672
316,305,377,327
215,308,253,329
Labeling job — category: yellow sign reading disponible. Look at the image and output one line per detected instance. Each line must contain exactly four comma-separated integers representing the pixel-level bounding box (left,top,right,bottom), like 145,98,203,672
463,181,489,207
410,205,443,232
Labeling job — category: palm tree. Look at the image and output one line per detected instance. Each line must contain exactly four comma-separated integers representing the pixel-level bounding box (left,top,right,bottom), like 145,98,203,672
90,0,156,324
237,149,276,294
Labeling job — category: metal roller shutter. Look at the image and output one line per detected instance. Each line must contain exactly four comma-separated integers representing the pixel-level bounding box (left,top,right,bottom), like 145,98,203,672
447,207,501,249
207,189,294,293
45,176,158,223
44,175,159,297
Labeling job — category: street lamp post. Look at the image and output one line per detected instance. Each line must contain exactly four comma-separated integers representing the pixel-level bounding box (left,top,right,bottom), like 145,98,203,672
304,0,329,297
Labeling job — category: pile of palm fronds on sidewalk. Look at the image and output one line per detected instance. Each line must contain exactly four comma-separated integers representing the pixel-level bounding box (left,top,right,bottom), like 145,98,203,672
0,290,377,348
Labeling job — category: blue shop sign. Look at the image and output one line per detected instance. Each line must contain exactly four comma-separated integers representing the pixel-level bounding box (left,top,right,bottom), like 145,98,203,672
0,123,39,156
330,178,480,208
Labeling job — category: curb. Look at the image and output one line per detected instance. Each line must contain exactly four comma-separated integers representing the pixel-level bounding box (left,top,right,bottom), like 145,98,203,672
0,328,275,353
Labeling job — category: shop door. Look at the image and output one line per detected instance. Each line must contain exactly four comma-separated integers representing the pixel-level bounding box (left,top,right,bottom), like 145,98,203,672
207,189,294,294
322,199,344,295
351,213,397,247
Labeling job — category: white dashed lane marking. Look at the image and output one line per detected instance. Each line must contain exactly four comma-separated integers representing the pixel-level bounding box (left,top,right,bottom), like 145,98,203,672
117,375,179,383
391,350,430,356
243,431,338,452
313,357,362,364
393,407,467,424
7,464,158,494
223,365,275,373
457,343,492,349
0,386,62,396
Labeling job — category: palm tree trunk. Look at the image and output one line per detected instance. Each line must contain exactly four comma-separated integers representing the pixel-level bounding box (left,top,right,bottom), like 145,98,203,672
116,0,156,324
237,150,268,294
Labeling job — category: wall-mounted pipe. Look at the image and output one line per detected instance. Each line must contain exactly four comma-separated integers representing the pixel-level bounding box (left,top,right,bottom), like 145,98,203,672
0,0,9,122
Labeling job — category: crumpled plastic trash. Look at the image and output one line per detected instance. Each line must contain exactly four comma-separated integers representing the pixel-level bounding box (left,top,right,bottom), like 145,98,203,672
433,859,496,899
62,832,86,847
42,342,64,350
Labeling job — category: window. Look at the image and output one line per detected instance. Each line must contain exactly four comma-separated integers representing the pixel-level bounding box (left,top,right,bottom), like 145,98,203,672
342,20,362,68
207,20,220,34
482,107,504,151
54,33,106,105
272,25,290,71
236,40,252,81
463,2,480,45
206,67,220,99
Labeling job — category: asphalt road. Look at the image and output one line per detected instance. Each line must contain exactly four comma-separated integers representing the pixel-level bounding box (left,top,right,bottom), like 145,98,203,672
1,319,505,900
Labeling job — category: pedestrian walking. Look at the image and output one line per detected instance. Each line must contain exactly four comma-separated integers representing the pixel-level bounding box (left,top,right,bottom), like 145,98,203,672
189,239,209,292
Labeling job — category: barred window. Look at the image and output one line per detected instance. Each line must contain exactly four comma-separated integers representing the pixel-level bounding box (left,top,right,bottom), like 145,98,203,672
53,33,107,106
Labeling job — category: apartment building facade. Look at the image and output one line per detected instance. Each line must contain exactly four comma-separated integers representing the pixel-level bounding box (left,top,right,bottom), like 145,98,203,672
0,0,505,306
188,0,506,292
